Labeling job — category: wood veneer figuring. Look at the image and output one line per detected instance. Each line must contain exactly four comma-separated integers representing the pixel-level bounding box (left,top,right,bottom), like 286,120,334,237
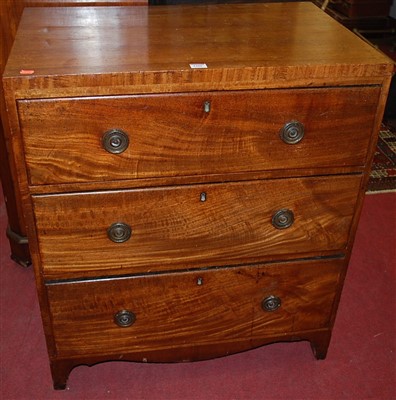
2,2,393,389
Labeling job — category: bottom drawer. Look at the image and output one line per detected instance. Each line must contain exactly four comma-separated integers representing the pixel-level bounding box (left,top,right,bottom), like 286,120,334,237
47,258,343,358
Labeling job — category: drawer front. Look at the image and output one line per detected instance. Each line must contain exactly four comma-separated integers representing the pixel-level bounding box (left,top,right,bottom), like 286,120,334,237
33,175,360,278
47,259,342,357
18,87,379,185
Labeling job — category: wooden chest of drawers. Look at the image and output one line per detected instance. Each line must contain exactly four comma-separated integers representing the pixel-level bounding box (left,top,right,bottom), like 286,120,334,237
2,2,393,390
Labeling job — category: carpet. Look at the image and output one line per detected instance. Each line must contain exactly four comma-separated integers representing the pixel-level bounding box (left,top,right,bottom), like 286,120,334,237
367,122,396,193
0,187,395,399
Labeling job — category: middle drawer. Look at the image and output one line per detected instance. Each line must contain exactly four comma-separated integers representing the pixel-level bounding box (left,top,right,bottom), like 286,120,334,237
33,175,361,278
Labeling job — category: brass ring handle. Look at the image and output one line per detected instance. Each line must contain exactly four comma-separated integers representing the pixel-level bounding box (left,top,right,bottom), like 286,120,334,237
114,310,136,327
272,209,294,229
107,222,132,243
280,121,305,144
102,129,129,154
262,295,281,312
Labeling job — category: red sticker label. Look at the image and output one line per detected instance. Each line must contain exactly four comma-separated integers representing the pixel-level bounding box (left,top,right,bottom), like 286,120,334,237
19,69,35,75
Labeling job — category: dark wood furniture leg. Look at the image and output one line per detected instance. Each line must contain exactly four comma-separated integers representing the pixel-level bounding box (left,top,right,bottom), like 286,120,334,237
309,330,332,360
0,121,31,267
50,360,75,390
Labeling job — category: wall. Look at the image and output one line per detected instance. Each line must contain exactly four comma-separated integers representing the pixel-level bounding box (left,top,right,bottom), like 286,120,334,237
390,0,396,18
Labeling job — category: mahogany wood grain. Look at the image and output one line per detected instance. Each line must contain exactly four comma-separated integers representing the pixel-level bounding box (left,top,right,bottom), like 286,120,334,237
49,326,333,390
0,122,30,266
0,0,30,266
1,2,393,390
1,0,145,72
33,175,360,279
0,0,147,266
46,259,342,357
0,0,24,73
18,86,379,185
3,3,393,97
26,165,366,195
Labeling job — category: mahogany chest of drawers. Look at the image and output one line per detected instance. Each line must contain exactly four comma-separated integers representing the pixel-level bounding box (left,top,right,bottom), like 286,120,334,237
2,2,393,389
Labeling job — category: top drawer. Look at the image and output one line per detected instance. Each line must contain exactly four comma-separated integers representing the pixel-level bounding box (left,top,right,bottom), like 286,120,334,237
18,87,379,185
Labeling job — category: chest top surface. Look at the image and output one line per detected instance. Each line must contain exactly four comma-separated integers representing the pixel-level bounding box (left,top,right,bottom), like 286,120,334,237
3,2,393,94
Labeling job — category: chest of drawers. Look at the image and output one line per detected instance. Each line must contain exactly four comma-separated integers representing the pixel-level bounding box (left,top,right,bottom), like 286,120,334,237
2,2,393,390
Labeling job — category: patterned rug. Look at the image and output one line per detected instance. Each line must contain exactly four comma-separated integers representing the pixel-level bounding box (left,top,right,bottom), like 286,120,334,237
367,122,396,193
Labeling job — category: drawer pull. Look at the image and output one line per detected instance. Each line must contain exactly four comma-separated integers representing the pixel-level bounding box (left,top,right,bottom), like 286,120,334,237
102,129,129,154
200,192,207,202
272,209,294,229
204,101,211,113
114,310,136,327
262,295,281,312
280,121,305,144
107,222,132,243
